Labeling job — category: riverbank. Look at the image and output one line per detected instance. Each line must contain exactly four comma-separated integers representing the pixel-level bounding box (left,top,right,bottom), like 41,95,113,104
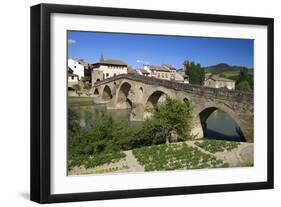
68,140,253,175
68,96,94,106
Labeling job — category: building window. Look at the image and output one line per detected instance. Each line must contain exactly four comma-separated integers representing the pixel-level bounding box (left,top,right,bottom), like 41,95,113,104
106,73,109,77
114,73,116,76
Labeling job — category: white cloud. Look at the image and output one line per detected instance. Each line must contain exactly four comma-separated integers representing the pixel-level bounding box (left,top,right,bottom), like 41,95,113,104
136,60,150,65
68,39,76,44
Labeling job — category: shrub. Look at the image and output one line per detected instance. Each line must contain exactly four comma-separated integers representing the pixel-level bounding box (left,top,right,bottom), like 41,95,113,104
132,143,228,171
194,140,240,153
236,80,251,91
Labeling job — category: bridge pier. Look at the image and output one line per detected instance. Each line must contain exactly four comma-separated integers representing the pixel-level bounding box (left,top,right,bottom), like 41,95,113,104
106,98,117,109
237,116,254,142
191,116,204,139
130,102,144,121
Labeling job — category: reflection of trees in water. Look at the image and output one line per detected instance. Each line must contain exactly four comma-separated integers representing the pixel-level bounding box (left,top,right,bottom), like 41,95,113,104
70,104,141,131
83,112,94,131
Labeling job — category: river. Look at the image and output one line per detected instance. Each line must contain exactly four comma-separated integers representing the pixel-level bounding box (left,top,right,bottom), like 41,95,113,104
70,102,244,142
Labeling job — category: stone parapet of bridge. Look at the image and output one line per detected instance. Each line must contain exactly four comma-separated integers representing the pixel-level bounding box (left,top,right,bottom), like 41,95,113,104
94,74,253,104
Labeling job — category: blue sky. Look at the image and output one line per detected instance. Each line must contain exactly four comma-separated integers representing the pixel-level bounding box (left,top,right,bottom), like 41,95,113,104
68,31,254,69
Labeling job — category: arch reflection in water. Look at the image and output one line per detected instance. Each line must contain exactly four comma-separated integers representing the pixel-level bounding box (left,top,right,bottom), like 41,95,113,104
205,109,245,142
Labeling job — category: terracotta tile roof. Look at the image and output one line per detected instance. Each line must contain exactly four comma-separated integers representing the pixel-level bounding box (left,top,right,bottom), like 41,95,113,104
147,65,170,72
98,59,127,66
78,59,90,69
128,67,138,74
163,64,176,70
68,67,73,73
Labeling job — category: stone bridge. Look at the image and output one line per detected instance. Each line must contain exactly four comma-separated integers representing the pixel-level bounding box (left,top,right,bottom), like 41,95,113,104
92,74,254,142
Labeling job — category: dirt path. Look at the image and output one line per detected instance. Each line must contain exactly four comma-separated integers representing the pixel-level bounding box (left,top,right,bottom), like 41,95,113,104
124,150,144,172
185,141,214,155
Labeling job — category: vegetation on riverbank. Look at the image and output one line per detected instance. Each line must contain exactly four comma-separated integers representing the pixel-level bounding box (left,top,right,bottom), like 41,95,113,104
194,140,240,153
68,96,94,106
132,143,228,171
68,97,194,170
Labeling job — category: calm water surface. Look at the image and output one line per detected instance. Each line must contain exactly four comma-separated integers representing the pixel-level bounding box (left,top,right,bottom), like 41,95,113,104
205,110,244,141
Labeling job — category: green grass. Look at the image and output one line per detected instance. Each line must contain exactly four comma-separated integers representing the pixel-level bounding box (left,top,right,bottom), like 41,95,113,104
132,143,228,172
223,71,238,76
68,96,94,106
240,159,254,167
68,151,126,169
194,140,240,153
94,165,129,174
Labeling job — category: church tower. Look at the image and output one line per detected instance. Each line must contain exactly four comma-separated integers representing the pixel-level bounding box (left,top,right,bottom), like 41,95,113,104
99,54,104,62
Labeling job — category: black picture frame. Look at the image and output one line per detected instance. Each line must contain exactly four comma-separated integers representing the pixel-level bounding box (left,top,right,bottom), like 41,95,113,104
30,3,274,204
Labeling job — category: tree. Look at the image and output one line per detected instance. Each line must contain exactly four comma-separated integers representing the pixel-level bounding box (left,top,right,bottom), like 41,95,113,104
237,68,249,83
83,83,92,96
184,59,205,85
138,97,194,144
154,97,193,140
236,68,254,91
236,80,251,91
82,76,91,83
72,84,81,96
248,74,254,89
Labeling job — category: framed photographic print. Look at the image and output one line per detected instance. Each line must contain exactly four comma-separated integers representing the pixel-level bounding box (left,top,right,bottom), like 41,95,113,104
30,3,274,203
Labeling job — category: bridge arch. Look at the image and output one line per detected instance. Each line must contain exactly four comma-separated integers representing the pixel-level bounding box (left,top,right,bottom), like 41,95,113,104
94,88,99,95
116,82,133,109
102,85,112,101
198,106,246,141
145,90,167,108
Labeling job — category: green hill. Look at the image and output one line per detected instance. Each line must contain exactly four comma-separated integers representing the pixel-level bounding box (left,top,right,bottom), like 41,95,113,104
204,63,253,80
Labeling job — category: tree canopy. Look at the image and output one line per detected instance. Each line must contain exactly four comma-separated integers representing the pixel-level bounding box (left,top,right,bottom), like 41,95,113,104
184,59,205,85
236,68,253,91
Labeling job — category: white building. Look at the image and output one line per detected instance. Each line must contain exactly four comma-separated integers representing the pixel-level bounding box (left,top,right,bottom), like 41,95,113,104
143,65,171,80
68,58,85,80
174,72,189,83
204,77,235,90
140,64,188,83
163,64,177,80
137,68,151,76
67,67,79,88
91,57,128,84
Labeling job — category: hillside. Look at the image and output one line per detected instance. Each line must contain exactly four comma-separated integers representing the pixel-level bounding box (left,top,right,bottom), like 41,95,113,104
204,63,253,79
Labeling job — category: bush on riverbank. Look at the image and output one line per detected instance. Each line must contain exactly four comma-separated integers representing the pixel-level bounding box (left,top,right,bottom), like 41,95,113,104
132,143,228,171
194,140,240,153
